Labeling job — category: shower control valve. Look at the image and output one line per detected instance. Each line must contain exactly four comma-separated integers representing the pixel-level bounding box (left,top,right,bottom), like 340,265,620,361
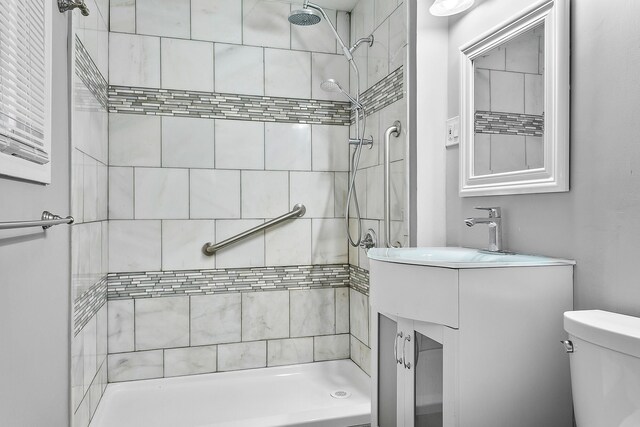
360,228,377,251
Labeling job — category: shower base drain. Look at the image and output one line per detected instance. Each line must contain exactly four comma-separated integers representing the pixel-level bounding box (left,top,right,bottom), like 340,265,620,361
330,390,351,399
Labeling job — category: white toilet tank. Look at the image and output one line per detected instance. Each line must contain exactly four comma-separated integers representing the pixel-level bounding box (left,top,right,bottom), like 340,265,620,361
564,310,640,427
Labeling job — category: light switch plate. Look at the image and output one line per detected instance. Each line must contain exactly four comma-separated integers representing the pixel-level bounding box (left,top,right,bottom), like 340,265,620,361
446,116,460,147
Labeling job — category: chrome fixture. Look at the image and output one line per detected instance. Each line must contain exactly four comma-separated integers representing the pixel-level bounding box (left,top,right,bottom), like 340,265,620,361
0,211,74,231
561,340,574,353
403,334,412,369
429,0,474,16
464,207,503,252
290,1,373,249
58,0,90,16
384,121,402,248
394,331,404,364
202,204,306,255
360,228,377,252
320,79,363,109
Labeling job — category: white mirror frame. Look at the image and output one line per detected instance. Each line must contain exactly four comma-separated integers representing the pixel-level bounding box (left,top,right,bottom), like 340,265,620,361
459,0,569,197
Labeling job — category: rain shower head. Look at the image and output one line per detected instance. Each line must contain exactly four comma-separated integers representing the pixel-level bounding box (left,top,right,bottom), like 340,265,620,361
288,8,321,26
321,79,362,109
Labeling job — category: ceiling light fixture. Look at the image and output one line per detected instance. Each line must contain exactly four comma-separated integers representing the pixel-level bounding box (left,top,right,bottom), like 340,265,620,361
429,0,475,16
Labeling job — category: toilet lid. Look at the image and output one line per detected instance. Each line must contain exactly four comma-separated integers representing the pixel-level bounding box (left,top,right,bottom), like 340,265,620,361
564,310,640,358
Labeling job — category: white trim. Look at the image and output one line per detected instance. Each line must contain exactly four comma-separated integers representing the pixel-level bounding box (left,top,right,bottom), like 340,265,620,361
0,0,52,184
459,0,570,197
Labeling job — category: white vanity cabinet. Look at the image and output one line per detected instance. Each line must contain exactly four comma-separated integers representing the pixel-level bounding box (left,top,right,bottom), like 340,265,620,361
368,248,575,427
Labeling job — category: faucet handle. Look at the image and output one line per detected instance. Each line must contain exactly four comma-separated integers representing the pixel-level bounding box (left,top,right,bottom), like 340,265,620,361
474,207,501,218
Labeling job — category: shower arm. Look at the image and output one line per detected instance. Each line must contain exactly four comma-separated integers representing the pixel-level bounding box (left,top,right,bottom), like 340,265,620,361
306,2,354,61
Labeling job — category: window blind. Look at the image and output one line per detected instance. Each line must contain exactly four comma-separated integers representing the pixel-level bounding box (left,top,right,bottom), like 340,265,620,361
0,0,49,165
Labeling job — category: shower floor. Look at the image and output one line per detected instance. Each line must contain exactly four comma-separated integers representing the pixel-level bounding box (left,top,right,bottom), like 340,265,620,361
89,359,371,427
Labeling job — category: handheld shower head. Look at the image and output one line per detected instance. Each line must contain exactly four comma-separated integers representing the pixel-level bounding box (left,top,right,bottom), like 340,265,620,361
288,7,321,26
320,79,363,109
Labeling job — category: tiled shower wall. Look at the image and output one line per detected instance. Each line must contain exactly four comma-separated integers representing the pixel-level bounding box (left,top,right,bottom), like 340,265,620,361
473,25,544,174
70,1,110,426
106,0,362,380
347,0,409,375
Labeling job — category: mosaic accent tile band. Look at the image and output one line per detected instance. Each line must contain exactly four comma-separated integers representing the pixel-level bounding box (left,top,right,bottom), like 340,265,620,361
108,264,351,300
75,36,108,110
108,86,351,126
349,265,370,297
355,66,404,121
74,276,107,337
475,110,544,137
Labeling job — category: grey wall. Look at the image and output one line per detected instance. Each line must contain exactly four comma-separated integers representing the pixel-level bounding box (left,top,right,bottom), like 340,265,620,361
446,0,640,314
0,12,71,427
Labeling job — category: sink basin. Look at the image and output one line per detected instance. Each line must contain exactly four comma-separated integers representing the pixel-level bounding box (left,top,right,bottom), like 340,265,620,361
367,247,575,268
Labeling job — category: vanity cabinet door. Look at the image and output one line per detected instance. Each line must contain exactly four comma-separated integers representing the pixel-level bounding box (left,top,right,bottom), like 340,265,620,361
377,313,401,427
402,319,444,427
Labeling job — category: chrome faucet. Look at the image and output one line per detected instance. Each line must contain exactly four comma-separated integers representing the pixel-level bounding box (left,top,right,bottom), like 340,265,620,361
464,207,503,252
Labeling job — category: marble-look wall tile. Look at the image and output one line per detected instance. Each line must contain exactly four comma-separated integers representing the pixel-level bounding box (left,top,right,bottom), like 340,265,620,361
162,117,215,168
96,304,108,365
82,316,97,394
311,125,349,172
136,0,190,39
109,114,161,167
365,165,384,220
108,300,135,353
290,288,335,337
161,38,214,92
218,341,267,372
135,296,190,350
161,220,216,271
312,218,348,264
490,70,524,114
267,338,313,367
164,346,217,377
368,20,389,87
108,350,164,382
290,172,335,218
241,171,289,219
388,3,407,70
191,0,242,44
335,288,350,334
215,220,265,268
72,332,84,411
190,169,241,219
110,0,135,34
109,220,161,272
134,168,189,219
350,335,371,376
215,44,264,96
349,288,369,345
264,122,312,171
108,167,133,219
243,0,290,49
265,219,312,266
264,49,312,99
109,33,160,88
314,334,350,361
242,291,289,341
191,294,242,346
215,119,264,170
374,0,397,29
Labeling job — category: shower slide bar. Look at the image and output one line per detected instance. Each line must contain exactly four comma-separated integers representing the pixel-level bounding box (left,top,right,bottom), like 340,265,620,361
0,211,74,231
202,204,306,256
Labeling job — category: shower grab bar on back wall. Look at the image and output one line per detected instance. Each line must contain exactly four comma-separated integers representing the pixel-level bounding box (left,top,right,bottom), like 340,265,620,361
202,204,306,256
0,211,74,230
384,121,402,248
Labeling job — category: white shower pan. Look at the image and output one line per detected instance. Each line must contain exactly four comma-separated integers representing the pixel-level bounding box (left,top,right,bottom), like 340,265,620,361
89,359,371,427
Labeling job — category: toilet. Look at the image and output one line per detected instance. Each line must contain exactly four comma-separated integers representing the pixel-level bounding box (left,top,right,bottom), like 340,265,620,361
564,310,640,427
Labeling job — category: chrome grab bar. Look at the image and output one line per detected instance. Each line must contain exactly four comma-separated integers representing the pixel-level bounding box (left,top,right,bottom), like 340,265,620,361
0,211,74,231
384,121,401,248
202,204,306,256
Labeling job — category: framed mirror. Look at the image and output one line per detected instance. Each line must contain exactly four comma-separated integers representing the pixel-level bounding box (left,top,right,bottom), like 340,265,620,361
459,0,569,196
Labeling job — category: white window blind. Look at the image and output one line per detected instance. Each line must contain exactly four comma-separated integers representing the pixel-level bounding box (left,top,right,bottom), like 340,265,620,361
0,0,49,166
